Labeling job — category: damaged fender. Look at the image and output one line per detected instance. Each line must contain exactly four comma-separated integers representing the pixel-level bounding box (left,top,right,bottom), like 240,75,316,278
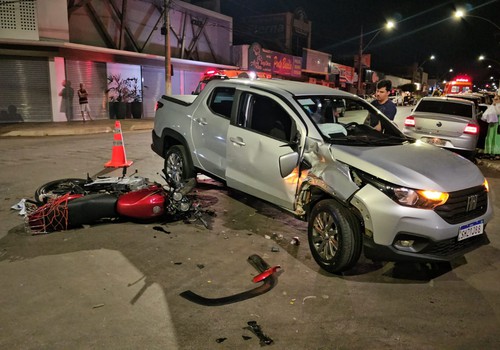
294,143,359,217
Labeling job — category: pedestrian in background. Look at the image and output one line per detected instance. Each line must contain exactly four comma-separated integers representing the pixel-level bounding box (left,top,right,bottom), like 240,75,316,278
483,93,500,160
78,83,93,121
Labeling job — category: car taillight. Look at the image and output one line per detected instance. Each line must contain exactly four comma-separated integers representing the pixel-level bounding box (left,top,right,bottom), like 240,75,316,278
464,123,478,135
154,101,164,111
404,116,415,127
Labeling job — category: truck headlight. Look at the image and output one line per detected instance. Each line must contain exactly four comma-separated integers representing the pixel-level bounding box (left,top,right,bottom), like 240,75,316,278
351,169,449,209
392,187,448,209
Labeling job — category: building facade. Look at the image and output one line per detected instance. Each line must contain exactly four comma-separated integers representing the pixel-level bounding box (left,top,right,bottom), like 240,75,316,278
0,0,234,122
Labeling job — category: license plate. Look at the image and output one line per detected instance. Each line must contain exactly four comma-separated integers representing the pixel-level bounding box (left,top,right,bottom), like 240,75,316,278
458,220,484,241
422,137,446,146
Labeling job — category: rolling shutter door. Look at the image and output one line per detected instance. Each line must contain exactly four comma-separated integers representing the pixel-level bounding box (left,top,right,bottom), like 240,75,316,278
0,56,51,122
65,60,107,120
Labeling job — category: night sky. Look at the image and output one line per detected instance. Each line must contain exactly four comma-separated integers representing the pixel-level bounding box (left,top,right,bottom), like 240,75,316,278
221,0,500,86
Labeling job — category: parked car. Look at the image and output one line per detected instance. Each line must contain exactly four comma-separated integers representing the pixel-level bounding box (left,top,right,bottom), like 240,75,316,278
446,93,489,149
389,93,403,106
403,96,480,160
152,79,492,274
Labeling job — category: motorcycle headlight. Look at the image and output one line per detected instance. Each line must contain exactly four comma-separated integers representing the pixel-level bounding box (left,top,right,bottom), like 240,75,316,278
351,169,449,209
172,191,183,201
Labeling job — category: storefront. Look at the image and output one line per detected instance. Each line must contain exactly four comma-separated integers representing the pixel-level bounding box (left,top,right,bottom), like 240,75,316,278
0,41,236,123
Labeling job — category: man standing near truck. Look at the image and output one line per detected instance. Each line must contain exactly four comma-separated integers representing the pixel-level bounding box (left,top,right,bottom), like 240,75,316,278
366,79,397,131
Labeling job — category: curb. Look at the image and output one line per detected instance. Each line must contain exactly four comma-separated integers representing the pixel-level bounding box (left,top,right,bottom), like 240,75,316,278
0,120,154,137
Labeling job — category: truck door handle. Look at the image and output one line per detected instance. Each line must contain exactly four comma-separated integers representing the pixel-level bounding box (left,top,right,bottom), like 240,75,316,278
230,137,246,146
193,117,207,125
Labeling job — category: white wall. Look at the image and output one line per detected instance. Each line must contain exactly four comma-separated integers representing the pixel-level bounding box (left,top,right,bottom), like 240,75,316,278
37,0,69,41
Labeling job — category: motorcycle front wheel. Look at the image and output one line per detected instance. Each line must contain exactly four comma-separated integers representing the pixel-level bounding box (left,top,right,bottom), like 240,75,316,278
34,178,88,204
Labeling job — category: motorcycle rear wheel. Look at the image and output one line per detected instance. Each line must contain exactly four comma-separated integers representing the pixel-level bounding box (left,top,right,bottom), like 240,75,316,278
34,178,88,204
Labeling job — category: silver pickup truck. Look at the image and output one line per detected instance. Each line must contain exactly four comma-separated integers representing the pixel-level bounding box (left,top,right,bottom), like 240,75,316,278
152,78,493,274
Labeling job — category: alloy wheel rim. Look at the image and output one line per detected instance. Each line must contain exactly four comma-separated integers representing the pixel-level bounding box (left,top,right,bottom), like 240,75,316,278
312,211,339,261
167,153,183,185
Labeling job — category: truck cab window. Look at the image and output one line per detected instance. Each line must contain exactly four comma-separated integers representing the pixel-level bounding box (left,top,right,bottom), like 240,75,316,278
238,93,292,142
207,87,235,119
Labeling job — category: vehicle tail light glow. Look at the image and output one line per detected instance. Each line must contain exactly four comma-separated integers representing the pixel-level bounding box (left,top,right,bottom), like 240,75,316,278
154,101,164,111
464,123,478,135
404,116,415,127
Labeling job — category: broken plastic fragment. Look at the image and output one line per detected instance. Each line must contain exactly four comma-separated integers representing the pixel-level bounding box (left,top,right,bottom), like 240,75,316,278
252,265,281,283
180,254,279,306
302,295,317,304
11,199,27,215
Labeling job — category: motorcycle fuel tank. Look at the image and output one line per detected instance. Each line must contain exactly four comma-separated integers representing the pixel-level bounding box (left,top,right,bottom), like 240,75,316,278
116,186,165,219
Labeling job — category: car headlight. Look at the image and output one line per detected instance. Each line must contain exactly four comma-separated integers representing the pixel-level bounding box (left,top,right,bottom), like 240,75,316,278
351,169,449,209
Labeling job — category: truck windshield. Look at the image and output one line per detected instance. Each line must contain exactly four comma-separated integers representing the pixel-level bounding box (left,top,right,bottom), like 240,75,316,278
296,95,411,146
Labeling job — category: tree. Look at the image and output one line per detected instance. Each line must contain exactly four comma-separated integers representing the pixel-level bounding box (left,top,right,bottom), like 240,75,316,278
399,83,417,93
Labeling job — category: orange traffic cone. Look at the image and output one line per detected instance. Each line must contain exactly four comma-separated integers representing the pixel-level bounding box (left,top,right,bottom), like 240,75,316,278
105,121,133,169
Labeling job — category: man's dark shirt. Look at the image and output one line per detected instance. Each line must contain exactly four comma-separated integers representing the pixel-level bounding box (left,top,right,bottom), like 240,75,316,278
371,99,397,121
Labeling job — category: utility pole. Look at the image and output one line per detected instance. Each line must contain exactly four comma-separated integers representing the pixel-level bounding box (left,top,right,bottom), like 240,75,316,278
164,0,172,96
357,26,363,96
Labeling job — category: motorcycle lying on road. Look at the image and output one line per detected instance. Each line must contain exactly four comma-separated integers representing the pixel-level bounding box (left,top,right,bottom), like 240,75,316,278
25,172,206,234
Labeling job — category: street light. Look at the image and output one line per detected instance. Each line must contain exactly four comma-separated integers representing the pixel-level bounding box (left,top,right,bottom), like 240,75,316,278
418,55,436,70
479,55,500,66
415,55,435,92
356,20,395,95
454,10,500,31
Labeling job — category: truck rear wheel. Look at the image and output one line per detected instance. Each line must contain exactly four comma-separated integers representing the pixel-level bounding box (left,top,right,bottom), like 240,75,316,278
308,199,362,274
164,145,194,186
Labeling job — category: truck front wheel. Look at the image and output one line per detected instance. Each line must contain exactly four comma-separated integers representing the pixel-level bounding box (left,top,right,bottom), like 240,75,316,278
308,199,362,274
164,145,195,186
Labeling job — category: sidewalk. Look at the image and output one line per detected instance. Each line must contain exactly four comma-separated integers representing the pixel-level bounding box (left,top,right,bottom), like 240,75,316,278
1,119,499,172
0,119,154,137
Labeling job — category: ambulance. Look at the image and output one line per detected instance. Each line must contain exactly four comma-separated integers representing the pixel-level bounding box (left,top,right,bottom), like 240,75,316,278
443,75,473,94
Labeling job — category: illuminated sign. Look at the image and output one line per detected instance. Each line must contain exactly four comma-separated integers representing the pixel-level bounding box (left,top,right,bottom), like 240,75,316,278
453,75,471,83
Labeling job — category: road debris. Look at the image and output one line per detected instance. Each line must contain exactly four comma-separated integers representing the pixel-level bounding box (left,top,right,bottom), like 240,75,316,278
153,226,170,234
179,254,280,306
245,320,273,346
302,295,317,304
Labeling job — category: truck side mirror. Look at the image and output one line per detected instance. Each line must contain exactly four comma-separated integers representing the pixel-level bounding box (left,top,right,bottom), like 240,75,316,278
279,152,299,178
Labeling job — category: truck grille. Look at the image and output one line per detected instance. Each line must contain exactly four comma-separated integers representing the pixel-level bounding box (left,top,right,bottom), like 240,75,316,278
434,185,488,224
422,234,488,257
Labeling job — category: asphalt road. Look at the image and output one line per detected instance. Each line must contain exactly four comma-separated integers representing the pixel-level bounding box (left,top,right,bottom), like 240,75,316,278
1,130,499,349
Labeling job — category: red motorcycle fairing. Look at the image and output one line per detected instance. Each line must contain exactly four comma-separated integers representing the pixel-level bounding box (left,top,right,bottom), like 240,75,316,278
116,185,166,219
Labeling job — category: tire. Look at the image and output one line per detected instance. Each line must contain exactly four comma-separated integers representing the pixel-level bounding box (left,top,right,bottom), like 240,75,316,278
308,199,362,274
164,145,195,187
34,178,88,204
